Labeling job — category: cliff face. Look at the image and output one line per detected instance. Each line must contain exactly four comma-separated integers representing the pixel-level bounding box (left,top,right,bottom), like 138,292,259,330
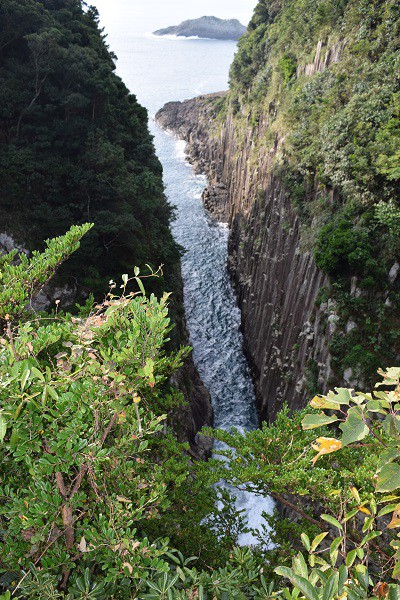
156,0,400,422
157,97,333,420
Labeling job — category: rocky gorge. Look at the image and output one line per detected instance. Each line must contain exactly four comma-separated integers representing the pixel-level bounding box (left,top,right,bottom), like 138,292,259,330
156,95,334,422
154,0,400,424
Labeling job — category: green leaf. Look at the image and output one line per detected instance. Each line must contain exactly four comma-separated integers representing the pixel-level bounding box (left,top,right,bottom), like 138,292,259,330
322,572,339,600
343,508,359,522
376,368,400,387
366,399,386,413
293,553,308,578
47,385,59,401
302,414,338,430
345,549,357,567
383,415,400,437
275,566,294,579
291,574,319,600
330,537,343,559
0,413,7,442
10,428,18,448
339,407,369,446
20,368,31,391
31,367,45,382
360,530,382,545
143,358,154,379
377,448,399,473
282,589,292,600
135,276,146,296
377,503,399,517
338,565,348,595
321,514,343,530
314,569,328,585
389,584,400,600
376,463,400,493
301,533,310,551
328,388,352,405
392,560,400,581
310,532,329,553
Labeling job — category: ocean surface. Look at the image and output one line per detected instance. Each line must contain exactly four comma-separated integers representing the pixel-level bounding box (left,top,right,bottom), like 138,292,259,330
93,11,274,545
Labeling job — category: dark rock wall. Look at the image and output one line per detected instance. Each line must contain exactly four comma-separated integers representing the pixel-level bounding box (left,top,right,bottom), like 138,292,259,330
156,96,335,421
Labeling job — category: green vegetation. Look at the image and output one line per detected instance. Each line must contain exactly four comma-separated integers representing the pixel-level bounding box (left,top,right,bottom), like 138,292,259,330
208,368,400,596
0,0,180,299
0,227,263,598
224,0,400,383
2,0,400,597
2,227,400,597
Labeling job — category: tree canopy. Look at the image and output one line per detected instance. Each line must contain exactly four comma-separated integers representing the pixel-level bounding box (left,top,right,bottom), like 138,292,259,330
0,0,180,299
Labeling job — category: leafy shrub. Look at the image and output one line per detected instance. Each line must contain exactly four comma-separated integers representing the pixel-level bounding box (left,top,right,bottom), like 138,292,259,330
278,53,297,85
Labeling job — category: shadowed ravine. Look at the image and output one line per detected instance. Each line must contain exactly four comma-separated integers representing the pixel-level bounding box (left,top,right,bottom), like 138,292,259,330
154,132,274,544
89,22,274,543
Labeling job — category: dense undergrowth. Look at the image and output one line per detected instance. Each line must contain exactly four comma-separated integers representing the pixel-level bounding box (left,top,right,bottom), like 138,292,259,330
216,0,400,385
1,226,400,598
0,0,180,300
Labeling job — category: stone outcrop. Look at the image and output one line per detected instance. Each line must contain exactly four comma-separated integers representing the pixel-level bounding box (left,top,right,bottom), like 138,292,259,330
156,95,335,422
296,38,346,78
153,16,246,41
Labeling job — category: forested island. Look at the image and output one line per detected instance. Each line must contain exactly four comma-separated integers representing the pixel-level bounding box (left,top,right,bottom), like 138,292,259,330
153,16,246,40
1,0,400,598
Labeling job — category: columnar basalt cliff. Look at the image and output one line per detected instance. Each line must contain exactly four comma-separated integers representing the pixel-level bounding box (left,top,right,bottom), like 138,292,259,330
157,97,333,421
156,0,400,421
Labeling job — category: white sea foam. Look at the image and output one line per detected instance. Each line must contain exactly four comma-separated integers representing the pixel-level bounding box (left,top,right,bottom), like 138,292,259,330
169,139,275,547
175,139,187,160
144,32,214,41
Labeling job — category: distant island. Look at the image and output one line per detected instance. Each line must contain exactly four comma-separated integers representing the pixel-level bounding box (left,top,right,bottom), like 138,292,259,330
153,16,246,41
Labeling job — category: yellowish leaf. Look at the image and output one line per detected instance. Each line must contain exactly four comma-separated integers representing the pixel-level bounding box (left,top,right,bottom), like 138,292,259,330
310,395,339,410
358,506,372,516
122,562,133,575
311,437,342,465
116,496,132,504
388,504,400,529
349,486,361,504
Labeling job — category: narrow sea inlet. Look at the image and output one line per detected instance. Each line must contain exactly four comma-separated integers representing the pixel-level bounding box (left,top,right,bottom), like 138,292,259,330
91,18,274,541
159,133,275,544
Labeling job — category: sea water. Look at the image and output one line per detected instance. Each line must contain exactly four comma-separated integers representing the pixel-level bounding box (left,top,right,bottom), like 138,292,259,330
92,4,274,545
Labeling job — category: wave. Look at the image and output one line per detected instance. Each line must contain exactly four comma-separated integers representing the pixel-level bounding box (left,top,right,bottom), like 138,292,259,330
144,32,216,41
